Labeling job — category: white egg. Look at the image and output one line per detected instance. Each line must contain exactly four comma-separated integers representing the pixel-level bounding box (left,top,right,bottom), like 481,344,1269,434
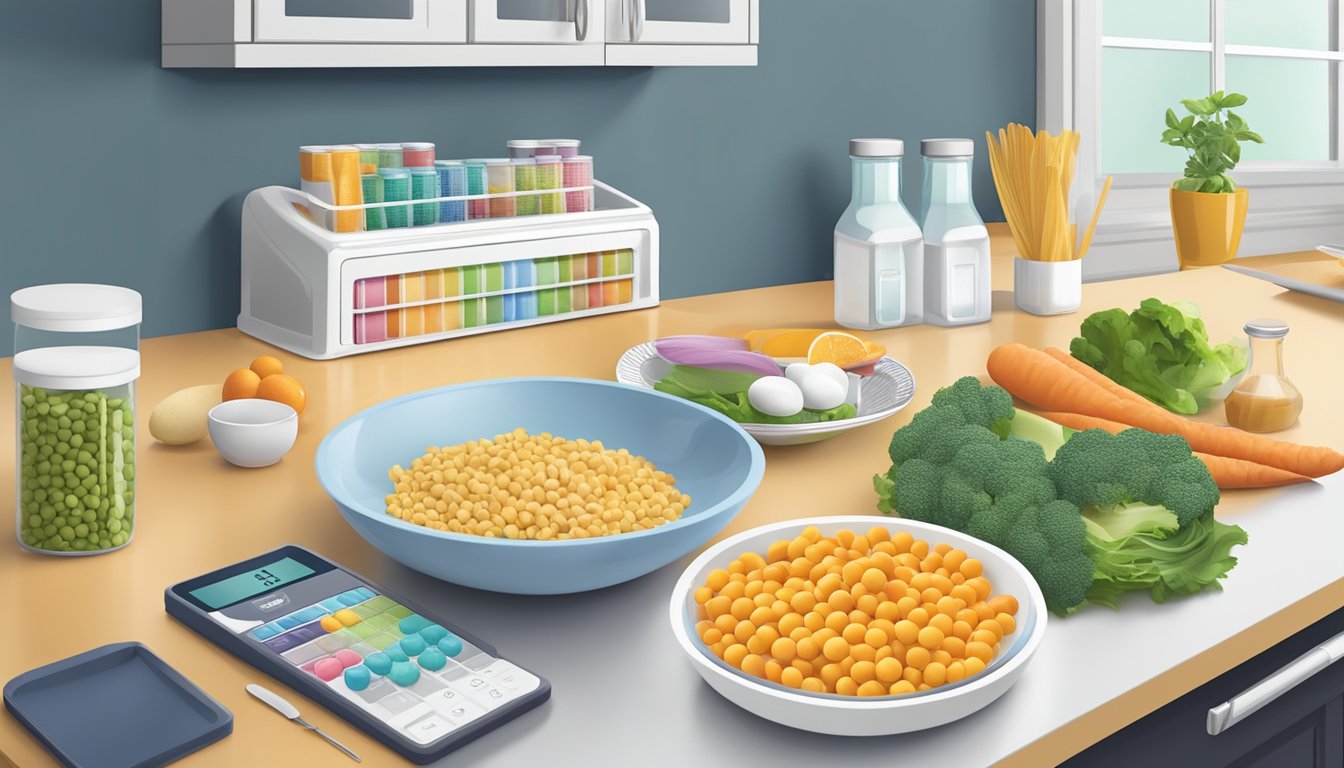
748,376,805,417
810,362,849,390
799,372,847,411
784,363,813,385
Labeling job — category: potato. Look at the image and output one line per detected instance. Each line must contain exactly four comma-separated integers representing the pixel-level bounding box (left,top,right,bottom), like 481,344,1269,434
149,384,221,445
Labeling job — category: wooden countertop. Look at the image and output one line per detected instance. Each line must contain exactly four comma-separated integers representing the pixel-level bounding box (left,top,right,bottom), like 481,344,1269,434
2,227,1342,767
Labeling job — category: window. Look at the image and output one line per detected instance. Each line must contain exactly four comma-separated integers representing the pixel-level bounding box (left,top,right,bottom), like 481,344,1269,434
1039,0,1344,279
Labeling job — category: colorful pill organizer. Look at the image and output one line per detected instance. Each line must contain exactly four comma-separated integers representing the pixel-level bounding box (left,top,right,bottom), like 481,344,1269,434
165,545,549,764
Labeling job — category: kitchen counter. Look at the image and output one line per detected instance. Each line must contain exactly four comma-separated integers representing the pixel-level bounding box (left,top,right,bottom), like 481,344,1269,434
3,227,1342,767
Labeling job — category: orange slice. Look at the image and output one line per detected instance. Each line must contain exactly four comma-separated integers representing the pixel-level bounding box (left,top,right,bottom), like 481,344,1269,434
807,332,870,367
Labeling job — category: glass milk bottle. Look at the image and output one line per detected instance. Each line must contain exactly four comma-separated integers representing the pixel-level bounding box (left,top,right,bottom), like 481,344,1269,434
920,139,992,326
834,139,923,330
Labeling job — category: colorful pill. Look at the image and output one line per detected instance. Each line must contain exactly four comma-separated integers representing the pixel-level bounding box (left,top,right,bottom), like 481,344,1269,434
313,657,344,682
388,661,420,687
420,624,449,645
343,665,371,691
437,635,464,658
418,647,448,671
384,645,410,663
399,634,427,657
399,615,431,635
363,652,392,676
333,649,363,669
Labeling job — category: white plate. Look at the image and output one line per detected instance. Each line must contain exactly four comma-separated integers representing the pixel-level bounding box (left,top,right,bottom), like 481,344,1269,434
614,343,916,446
669,516,1048,736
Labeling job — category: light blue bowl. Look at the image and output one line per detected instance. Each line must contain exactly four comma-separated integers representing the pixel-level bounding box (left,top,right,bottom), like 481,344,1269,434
316,378,766,594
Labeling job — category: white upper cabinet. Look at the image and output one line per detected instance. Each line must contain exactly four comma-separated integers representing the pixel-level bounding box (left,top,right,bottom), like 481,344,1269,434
471,0,604,44
254,0,465,42
161,0,755,67
605,0,750,45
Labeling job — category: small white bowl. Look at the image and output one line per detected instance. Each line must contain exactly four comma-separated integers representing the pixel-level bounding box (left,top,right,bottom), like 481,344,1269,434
669,516,1047,736
208,399,298,468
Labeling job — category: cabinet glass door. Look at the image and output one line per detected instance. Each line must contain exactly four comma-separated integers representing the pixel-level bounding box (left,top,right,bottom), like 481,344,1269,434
609,0,749,44
472,0,604,43
254,0,466,42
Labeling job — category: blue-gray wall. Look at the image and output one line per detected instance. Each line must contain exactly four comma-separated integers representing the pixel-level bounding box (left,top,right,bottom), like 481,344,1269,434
0,0,1035,354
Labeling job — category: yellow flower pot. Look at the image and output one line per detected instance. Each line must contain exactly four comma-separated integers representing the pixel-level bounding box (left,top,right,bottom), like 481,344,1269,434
1169,187,1249,269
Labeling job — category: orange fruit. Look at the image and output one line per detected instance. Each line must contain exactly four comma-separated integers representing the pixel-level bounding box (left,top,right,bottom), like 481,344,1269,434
807,332,870,367
250,355,285,380
221,368,261,401
256,374,307,415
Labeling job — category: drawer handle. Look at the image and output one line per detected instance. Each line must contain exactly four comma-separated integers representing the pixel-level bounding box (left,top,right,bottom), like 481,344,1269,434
631,0,645,41
1207,630,1344,735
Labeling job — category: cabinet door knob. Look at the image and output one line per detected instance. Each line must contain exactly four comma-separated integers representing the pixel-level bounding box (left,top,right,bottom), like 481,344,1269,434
574,0,589,41
1206,630,1344,735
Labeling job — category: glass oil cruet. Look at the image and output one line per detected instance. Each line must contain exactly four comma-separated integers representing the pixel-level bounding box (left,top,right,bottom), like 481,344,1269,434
1223,318,1303,433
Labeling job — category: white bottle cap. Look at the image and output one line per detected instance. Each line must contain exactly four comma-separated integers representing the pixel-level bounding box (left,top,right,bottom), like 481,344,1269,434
12,284,142,333
921,138,975,157
13,346,140,390
401,142,435,150
849,139,904,157
1244,318,1289,339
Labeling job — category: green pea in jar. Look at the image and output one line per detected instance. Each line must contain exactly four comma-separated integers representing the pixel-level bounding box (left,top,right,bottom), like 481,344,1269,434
14,346,139,555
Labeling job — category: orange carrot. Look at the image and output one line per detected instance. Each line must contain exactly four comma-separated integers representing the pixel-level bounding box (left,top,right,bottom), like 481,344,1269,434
1034,410,1311,489
988,343,1344,478
1045,347,1155,407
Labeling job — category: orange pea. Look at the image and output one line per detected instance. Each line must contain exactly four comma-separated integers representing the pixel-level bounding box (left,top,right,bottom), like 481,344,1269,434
771,637,797,662
791,590,817,613
876,656,904,684
796,637,821,661
902,666,923,686
928,613,954,636
823,637,850,662
942,636,967,658
893,620,919,646
851,643,876,663
988,594,1019,616
765,660,784,683
946,661,966,683
851,660,877,684
965,641,994,664
909,539,929,559
907,608,931,627
932,650,952,666
780,666,804,689
923,662,947,687
802,677,827,693
723,643,749,667
960,558,983,579
952,620,974,641
943,549,967,574
842,623,868,645
741,654,766,677
917,626,945,650
996,613,1017,636
714,614,738,635
920,587,944,605
890,680,917,695
819,663,844,688
890,531,915,554
964,656,987,677
905,646,932,670
857,680,888,697
835,677,859,696
865,627,889,649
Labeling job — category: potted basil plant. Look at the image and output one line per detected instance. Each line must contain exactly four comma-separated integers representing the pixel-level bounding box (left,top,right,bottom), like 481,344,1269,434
1161,91,1264,268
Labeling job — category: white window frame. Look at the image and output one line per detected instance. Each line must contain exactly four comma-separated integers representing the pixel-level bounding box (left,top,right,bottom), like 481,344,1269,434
1039,0,1344,280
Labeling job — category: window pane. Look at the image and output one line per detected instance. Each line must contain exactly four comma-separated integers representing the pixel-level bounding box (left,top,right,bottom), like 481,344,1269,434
1226,0,1332,51
646,0,730,24
1103,0,1209,42
1102,48,1211,173
1225,56,1332,162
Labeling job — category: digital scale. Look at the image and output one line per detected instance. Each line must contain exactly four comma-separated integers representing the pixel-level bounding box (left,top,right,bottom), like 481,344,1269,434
165,545,550,764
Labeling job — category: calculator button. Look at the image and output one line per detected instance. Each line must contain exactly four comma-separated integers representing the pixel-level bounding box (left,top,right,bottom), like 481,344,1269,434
406,674,445,698
282,644,326,666
465,676,489,690
438,666,468,683
263,622,326,654
338,590,364,606
355,587,376,601
389,660,421,687
365,614,398,632
365,633,399,651
332,609,362,627
320,616,343,633
315,633,352,653
355,678,394,704
313,657,344,682
365,596,396,613
419,624,449,645
437,635,463,658
377,690,419,716
319,597,346,613
399,635,427,657
250,625,279,641
364,651,392,676
343,665,371,692
384,645,410,663
486,688,506,701
461,652,494,671
333,649,363,668
293,606,326,623
350,604,381,620
276,615,301,630
399,615,431,635
347,642,377,658
404,714,452,744
346,622,380,640
429,692,486,724
417,648,447,671
386,604,413,620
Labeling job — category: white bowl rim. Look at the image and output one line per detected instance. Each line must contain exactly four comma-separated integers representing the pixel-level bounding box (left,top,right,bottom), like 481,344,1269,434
208,398,298,427
615,342,917,433
669,515,1048,711
315,377,766,549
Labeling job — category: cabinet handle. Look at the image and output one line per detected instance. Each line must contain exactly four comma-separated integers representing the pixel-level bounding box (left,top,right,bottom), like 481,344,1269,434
630,0,644,41
574,0,589,41
1206,630,1344,735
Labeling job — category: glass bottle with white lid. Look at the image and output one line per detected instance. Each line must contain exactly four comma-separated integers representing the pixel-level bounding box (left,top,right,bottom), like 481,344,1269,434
11,284,141,555
920,138,992,326
1223,318,1303,433
834,138,924,330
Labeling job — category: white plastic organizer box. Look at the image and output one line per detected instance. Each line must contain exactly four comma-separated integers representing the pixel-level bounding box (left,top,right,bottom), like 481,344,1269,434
239,181,659,359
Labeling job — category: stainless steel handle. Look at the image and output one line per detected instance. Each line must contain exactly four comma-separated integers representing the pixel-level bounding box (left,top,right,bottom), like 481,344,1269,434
630,0,644,41
574,0,589,41
1207,630,1344,735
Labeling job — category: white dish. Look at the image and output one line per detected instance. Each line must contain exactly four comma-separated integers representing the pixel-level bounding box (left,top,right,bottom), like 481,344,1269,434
615,343,916,446
669,516,1047,736
207,399,299,468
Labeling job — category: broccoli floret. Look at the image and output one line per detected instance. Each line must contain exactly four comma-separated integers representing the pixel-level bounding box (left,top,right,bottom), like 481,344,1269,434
877,378,1094,614
1047,428,1219,527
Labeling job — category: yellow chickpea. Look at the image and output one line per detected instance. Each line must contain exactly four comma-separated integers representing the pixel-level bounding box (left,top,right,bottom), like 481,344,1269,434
835,677,859,697
890,680,917,695
923,662,948,687
905,646,932,670
917,625,945,650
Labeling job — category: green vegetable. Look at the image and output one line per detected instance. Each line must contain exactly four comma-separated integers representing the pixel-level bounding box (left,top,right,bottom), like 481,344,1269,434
18,385,135,553
1160,90,1264,193
654,365,856,425
1070,298,1248,415
874,377,1246,615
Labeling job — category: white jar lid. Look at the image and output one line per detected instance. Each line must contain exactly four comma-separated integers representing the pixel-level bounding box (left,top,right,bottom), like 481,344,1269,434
539,139,581,147
12,284,142,332
13,346,140,390
921,138,975,157
850,138,904,157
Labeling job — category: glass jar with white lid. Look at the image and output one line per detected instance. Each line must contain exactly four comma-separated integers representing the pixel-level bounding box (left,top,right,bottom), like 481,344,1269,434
11,284,141,555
